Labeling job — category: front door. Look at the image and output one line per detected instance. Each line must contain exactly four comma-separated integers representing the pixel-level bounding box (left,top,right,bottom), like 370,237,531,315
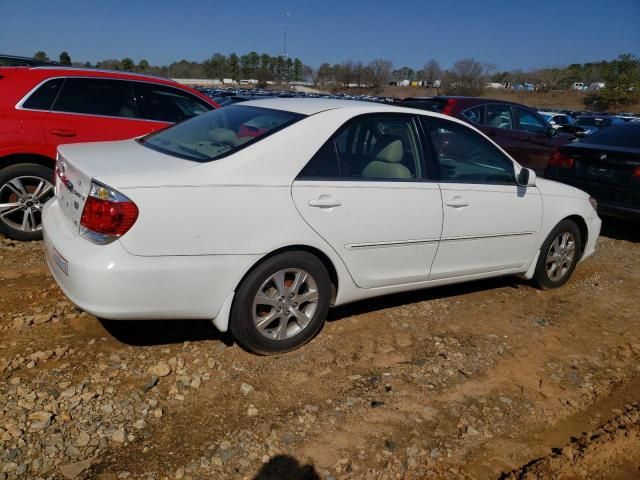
292,114,443,288
420,117,542,280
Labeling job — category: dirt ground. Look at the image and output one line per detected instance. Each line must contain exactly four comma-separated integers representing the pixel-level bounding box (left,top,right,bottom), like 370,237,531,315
1,219,639,480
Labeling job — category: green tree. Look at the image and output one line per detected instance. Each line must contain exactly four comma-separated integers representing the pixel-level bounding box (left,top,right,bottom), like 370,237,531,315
33,51,49,62
59,51,71,65
293,58,304,81
227,53,240,80
203,53,227,78
138,59,150,72
586,54,640,110
121,58,135,71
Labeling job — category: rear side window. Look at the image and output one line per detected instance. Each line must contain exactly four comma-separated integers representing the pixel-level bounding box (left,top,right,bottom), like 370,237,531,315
22,78,64,110
133,83,211,123
140,105,304,162
484,104,514,129
298,115,423,181
52,78,136,118
421,117,515,184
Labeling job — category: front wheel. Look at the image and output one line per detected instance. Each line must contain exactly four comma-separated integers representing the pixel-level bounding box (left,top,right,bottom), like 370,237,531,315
230,252,332,354
533,219,582,289
0,163,55,241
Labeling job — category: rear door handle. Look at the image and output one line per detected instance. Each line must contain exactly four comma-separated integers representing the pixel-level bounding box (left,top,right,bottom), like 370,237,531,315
445,196,469,208
50,129,77,138
308,196,341,208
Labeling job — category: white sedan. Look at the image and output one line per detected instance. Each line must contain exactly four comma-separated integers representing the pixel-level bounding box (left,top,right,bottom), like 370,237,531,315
43,99,601,354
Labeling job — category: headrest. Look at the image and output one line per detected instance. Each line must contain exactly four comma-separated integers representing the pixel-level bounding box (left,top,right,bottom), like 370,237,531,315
373,135,404,163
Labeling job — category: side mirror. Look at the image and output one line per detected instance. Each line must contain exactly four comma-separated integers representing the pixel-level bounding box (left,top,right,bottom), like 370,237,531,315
517,168,536,187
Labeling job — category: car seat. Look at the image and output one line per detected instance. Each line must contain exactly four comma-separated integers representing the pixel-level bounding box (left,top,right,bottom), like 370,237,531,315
361,135,412,179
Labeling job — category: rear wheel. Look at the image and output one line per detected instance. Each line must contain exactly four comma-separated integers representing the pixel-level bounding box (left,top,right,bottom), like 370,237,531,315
533,219,582,289
0,164,55,241
230,252,331,354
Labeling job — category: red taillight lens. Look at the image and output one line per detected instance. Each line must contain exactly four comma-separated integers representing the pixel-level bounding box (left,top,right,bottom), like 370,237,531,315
633,166,640,178
549,150,575,169
442,99,457,115
79,182,138,244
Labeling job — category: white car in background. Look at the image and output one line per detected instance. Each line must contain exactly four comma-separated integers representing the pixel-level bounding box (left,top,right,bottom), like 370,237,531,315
43,99,601,354
538,111,574,129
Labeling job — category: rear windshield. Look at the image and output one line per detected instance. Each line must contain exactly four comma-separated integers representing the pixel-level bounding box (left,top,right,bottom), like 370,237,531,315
580,125,640,149
400,99,448,112
139,105,305,162
574,117,600,127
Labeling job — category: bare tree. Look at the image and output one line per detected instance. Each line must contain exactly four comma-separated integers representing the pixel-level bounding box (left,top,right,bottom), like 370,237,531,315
422,59,442,84
447,58,494,95
369,58,392,87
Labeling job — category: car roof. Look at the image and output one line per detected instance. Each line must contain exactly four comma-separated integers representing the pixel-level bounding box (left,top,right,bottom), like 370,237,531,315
538,111,566,116
237,97,389,115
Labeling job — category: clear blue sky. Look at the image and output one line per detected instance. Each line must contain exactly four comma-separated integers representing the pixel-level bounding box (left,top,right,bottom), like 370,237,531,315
1,0,638,70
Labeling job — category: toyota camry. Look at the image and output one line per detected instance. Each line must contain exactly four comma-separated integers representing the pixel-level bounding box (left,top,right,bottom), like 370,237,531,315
43,99,601,354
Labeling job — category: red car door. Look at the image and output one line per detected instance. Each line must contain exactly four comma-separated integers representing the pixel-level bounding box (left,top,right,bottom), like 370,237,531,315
41,77,170,157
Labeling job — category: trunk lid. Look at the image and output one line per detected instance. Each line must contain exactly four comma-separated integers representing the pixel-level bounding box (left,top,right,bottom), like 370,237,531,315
55,139,199,231
558,143,640,187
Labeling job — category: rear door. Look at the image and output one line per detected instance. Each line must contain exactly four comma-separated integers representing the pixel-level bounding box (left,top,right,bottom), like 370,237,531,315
292,113,443,288
420,116,542,279
41,77,171,149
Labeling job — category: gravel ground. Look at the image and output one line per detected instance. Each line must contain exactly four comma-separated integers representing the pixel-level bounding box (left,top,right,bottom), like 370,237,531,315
1,220,639,480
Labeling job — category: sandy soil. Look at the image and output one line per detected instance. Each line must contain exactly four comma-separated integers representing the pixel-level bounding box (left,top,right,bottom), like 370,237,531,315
0,219,639,480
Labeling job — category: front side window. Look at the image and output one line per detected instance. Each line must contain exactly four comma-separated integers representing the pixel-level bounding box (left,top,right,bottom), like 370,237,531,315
298,115,423,181
515,107,548,134
22,78,64,110
52,78,136,118
421,117,515,184
140,105,304,162
484,104,514,130
554,115,569,126
133,83,211,123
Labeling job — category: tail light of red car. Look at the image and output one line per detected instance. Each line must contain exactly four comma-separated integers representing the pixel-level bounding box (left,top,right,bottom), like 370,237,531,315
549,150,575,169
80,181,138,245
442,99,458,116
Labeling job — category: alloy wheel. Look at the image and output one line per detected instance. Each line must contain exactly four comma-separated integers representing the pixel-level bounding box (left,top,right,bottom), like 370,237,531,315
0,176,54,233
252,268,319,341
545,232,576,282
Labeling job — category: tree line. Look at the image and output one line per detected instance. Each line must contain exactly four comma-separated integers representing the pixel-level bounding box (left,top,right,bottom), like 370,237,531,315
32,51,639,108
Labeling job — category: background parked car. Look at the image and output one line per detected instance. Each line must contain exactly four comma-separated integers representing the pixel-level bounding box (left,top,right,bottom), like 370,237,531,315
572,115,626,136
0,66,219,240
538,111,587,137
398,97,572,174
545,123,640,221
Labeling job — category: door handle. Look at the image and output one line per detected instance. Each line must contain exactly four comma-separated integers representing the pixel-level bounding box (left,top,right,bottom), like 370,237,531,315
445,196,469,208
308,196,341,208
50,129,77,138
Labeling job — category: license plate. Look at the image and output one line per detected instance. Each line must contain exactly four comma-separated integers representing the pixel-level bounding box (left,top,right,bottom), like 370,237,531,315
587,166,615,179
52,248,69,276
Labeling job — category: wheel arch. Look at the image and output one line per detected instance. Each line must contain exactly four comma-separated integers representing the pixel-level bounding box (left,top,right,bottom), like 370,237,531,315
0,153,56,170
563,214,588,258
235,244,339,304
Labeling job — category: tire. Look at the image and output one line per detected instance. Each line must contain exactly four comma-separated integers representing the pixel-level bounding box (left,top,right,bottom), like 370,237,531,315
0,163,55,241
230,251,332,355
533,219,582,290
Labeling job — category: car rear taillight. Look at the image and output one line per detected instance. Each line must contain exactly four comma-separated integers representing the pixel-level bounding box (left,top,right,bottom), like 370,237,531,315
79,181,138,245
549,150,575,169
442,99,457,115
633,166,640,179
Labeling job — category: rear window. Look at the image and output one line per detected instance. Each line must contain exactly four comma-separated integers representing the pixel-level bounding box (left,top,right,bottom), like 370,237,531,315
139,105,305,162
53,78,136,118
399,99,448,113
580,125,640,149
22,78,64,110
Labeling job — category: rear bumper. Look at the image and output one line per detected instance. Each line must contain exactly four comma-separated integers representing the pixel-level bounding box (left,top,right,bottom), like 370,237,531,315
42,198,259,324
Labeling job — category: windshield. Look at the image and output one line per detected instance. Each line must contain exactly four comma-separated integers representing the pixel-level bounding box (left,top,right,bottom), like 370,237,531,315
140,105,305,162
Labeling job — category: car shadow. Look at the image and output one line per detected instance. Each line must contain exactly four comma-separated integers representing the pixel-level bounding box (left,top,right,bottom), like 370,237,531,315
99,276,527,348
98,318,234,347
600,217,640,243
327,275,525,322
252,455,321,480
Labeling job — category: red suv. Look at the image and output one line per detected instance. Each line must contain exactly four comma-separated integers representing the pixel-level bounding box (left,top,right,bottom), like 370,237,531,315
398,96,572,175
0,67,219,240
